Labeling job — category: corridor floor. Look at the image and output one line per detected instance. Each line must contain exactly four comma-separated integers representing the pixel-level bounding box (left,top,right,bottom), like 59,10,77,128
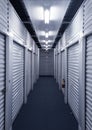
13,77,78,130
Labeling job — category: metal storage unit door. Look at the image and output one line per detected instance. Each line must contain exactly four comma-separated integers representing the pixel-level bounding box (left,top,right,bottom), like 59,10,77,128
55,55,56,78
68,43,79,120
40,50,54,76
27,51,32,95
55,55,57,79
62,51,65,80
58,54,60,84
56,55,58,81
85,35,92,130
60,53,62,89
34,54,36,82
0,34,5,130
12,42,24,121
61,51,65,93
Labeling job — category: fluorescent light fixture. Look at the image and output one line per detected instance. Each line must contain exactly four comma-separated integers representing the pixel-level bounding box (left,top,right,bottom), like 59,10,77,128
45,32,49,38
50,6,60,20
44,9,50,24
41,44,47,47
46,41,48,44
40,40,46,43
40,40,48,44
39,31,45,36
43,44,51,47
32,7,44,20
49,31,56,36
48,40,54,42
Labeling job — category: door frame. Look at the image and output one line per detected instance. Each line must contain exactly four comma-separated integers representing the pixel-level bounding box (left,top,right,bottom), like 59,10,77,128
5,35,13,130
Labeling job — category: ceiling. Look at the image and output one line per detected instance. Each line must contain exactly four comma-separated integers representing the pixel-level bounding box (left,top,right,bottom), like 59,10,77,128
9,0,84,49
23,0,71,50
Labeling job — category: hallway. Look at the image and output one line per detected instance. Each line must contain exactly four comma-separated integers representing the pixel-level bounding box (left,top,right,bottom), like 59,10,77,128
13,77,78,130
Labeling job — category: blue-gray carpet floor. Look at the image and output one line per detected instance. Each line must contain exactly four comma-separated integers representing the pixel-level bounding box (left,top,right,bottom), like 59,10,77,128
13,77,78,130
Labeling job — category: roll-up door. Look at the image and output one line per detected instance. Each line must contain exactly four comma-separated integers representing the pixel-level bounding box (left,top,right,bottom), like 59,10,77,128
56,54,58,82
35,54,38,80
55,55,57,78
61,51,65,93
34,54,36,82
0,34,5,130
58,53,60,84
68,42,79,120
0,0,8,33
32,53,34,85
12,42,24,121
40,50,54,76
27,51,32,96
85,35,92,130
56,55,58,81
60,52,62,90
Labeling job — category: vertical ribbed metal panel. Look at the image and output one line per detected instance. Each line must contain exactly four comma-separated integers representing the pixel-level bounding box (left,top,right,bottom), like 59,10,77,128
55,55,57,78
57,54,59,82
30,51,32,89
32,53,35,84
61,51,65,93
66,6,83,43
58,53,60,84
84,0,92,35
9,2,26,43
36,54,38,80
35,54,37,81
0,0,8,33
60,52,62,89
27,51,32,95
56,55,58,81
54,49,55,78
34,54,36,82
0,34,5,130
40,50,54,76
85,35,92,130
62,51,65,81
68,43,79,120
12,42,24,121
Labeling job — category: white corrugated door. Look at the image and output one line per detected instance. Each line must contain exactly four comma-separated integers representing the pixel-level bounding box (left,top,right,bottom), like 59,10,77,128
34,54,36,82
60,52,62,89
58,53,60,84
40,50,54,76
62,51,65,80
57,54,59,81
61,51,65,93
85,35,92,130
27,51,32,95
55,54,56,80
0,34,5,130
56,55,58,81
0,0,8,33
12,42,24,121
68,43,79,120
